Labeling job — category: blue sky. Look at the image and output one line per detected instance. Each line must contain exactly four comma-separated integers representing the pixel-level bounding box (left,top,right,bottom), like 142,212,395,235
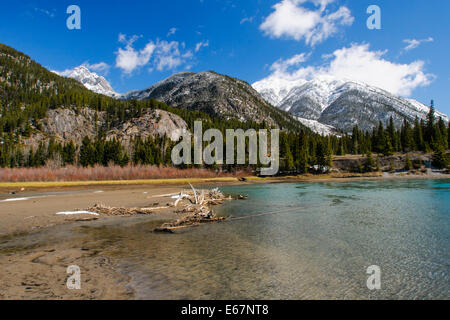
0,0,449,115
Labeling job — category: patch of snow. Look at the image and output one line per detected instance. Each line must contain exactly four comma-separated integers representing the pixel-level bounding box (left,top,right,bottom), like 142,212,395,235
1,197,33,202
295,117,340,136
56,211,99,216
1,196,47,202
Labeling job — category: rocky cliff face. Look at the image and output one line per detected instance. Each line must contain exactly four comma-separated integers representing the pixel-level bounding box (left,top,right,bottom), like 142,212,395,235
24,108,188,148
108,109,189,145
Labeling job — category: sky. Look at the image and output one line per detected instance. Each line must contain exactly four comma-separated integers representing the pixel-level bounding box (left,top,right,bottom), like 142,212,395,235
0,0,449,115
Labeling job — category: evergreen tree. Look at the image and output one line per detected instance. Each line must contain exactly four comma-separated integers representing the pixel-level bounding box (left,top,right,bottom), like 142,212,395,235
425,100,436,148
62,141,76,165
413,117,425,151
437,117,448,150
80,137,96,167
376,156,381,172
448,121,450,149
401,119,415,152
432,146,448,169
364,151,375,172
405,153,412,171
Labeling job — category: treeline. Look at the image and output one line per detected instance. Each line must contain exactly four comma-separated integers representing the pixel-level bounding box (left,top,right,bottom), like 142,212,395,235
1,103,448,172
0,135,175,169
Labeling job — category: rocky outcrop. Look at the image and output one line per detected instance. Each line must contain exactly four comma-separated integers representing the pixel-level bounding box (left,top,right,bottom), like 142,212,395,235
24,108,189,147
108,109,189,144
24,108,104,147
332,153,433,172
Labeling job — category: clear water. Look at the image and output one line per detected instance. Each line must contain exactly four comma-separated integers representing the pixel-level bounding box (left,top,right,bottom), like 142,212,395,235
103,179,449,300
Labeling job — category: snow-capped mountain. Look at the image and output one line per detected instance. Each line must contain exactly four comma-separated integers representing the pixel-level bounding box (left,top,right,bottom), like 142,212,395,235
253,78,449,133
54,66,120,98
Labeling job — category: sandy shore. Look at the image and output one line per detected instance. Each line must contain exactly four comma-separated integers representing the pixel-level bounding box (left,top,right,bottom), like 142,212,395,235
0,173,449,300
0,184,201,299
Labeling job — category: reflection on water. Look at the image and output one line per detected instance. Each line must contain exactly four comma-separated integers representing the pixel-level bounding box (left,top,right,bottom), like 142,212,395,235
88,179,449,300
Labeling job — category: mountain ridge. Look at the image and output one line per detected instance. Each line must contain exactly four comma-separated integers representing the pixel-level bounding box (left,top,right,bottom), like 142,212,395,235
119,70,305,131
253,77,449,133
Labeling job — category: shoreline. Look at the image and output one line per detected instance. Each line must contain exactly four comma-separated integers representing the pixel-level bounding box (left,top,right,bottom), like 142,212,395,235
1,170,449,191
0,173,449,300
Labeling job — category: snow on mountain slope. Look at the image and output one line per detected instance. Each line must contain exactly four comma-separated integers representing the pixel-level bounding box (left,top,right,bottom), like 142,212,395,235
53,66,120,98
295,117,340,136
253,78,449,133
253,77,306,107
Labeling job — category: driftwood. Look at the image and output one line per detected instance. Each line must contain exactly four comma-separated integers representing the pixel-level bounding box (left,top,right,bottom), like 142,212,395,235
80,185,234,232
154,186,231,232
85,203,170,216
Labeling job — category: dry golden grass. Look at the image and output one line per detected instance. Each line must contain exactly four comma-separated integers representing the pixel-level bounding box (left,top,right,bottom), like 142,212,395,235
0,177,243,189
0,165,249,187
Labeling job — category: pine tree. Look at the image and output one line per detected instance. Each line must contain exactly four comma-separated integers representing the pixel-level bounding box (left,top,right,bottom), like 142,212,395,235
364,151,375,172
376,156,381,172
437,117,448,150
62,141,76,165
425,100,436,148
448,121,450,150
80,137,96,167
298,148,309,174
401,119,415,152
388,116,396,149
432,146,448,169
413,117,425,151
325,138,333,168
405,153,412,171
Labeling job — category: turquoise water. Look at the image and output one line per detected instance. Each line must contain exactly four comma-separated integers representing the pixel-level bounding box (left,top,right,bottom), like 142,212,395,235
112,179,449,299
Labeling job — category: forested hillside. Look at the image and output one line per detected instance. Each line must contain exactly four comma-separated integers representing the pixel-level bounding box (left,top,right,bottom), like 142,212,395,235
0,43,449,173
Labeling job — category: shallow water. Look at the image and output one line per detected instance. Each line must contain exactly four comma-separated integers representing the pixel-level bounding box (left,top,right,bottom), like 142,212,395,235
97,179,449,300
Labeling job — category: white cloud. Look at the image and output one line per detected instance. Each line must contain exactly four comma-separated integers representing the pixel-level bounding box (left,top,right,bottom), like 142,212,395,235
115,34,197,74
240,16,254,24
260,0,354,46
154,40,184,71
115,34,156,74
403,37,434,51
255,43,434,97
34,7,55,18
195,40,209,52
270,53,310,73
167,28,177,37
81,62,110,75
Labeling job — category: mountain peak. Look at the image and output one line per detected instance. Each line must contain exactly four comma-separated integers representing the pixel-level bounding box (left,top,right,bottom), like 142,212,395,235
54,66,120,98
122,70,304,130
253,77,449,133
